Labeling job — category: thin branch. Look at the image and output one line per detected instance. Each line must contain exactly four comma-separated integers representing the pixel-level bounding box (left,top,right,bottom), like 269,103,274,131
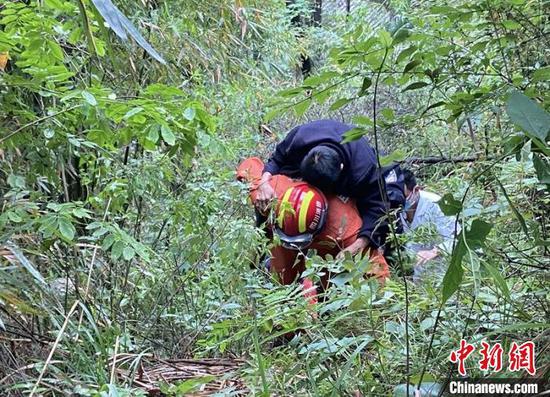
403,155,499,164
0,105,80,145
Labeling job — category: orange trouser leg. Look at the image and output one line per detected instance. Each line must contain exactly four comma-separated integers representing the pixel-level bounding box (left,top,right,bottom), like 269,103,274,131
269,245,305,285
365,250,390,283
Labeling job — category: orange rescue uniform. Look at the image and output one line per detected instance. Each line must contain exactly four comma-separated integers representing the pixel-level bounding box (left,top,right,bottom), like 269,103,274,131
237,157,390,286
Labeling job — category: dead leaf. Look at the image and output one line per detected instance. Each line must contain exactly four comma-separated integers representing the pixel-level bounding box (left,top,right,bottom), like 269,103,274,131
0,52,9,72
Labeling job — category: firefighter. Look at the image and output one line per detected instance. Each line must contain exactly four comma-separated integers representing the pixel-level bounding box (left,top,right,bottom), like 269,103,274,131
237,157,389,297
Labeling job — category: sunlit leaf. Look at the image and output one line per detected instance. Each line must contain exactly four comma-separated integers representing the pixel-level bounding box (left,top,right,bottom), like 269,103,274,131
293,99,311,117
82,91,97,106
342,127,367,143
329,97,352,111
380,149,406,166
161,125,176,145
532,66,550,83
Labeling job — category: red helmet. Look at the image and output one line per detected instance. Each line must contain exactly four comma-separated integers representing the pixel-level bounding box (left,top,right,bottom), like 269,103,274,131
274,183,328,250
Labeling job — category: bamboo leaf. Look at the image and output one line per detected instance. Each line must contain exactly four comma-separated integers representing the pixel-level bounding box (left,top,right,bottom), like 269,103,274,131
441,220,492,303
495,177,529,238
89,0,166,64
483,262,510,299
6,243,47,286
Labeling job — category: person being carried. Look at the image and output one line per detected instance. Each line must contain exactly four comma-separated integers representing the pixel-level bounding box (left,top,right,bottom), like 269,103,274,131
255,119,405,256
400,168,459,282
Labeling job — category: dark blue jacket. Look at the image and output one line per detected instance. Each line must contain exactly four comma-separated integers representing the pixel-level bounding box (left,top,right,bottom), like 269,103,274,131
264,120,404,247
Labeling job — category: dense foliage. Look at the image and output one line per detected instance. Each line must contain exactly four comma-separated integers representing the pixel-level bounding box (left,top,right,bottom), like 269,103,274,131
0,0,548,396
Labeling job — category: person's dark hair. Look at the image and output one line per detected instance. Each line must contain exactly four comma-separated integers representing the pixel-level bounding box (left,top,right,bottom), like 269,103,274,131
300,145,342,192
402,168,417,191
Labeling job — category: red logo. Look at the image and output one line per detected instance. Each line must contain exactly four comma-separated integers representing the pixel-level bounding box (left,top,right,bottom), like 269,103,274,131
450,340,536,376
449,339,476,376
509,341,536,375
479,342,503,372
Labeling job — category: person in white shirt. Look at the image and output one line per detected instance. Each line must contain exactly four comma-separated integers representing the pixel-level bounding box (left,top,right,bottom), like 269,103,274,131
400,169,459,282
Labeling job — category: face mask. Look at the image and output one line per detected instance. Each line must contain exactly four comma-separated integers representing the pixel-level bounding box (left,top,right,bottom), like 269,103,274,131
404,190,419,211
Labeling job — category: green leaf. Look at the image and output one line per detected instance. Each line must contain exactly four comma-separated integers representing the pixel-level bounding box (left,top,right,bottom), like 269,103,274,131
506,91,550,141
533,154,550,184
503,134,525,155
402,81,429,92
430,6,457,14
483,262,510,299
123,107,144,120
352,115,374,126
174,376,216,394
58,218,76,241
133,243,150,261
122,246,135,261
183,107,196,121
329,98,352,111
161,125,176,146
7,174,25,189
392,27,410,45
358,77,372,97
378,30,393,48
381,108,395,120
264,107,284,122
495,177,529,238
501,20,521,30
342,127,367,143
437,193,462,216
420,101,447,117
293,99,311,117
102,234,115,251
81,91,97,106
7,211,22,223
396,45,417,64
441,220,492,303
147,125,160,143
279,87,303,98
111,240,124,260
532,66,550,83
6,244,47,286
303,71,339,86
403,59,421,73
380,149,406,166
